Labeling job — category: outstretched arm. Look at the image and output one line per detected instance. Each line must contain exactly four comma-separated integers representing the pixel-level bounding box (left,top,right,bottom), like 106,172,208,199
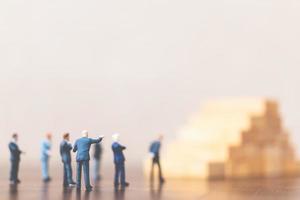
73,141,78,152
120,144,126,150
90,136,104,144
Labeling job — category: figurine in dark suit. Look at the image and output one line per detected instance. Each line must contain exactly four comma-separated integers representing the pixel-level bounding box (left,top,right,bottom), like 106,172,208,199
9,133,24,185
93,143,103,181
60,133,76,187
149,135,165,183
111,133,129,188
73,130,104,191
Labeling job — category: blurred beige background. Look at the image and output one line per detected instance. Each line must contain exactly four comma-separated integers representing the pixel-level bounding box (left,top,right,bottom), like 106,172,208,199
0,0,300,167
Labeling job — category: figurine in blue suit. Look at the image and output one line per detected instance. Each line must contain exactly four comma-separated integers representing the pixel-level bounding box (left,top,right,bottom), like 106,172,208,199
149,134,165,183
8,133,24,185
111,133,129,188
73,130,104,191
41,133,52,182
60,133,76,187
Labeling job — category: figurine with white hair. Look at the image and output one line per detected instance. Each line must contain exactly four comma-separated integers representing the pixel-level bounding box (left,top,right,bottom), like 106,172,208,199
73,130,104,191
111,133,129,188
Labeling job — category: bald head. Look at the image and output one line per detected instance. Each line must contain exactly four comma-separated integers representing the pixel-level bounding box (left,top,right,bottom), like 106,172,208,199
158,134,163,141
82,130,88,137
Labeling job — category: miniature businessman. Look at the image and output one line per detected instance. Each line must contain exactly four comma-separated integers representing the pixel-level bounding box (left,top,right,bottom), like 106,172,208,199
93,142,103,181
41,132,52,182
149,134,165,183
8,133,24,185
73,130,104,191
60,133,76,187
112,133,129,188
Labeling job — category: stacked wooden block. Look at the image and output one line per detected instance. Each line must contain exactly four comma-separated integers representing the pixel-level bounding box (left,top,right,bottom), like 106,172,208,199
226,100,299,178
145,98,300,179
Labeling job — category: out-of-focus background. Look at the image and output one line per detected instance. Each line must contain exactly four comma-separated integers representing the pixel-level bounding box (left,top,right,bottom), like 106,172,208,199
0,0,300,168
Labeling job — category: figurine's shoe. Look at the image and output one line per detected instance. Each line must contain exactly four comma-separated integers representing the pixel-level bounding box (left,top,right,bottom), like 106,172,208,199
10,181,17,185
121,182,130,188
114,182,119,187
86,186,93,192
159,178,165,184
69,183,76,187
43,177,52,183
95,175,101,181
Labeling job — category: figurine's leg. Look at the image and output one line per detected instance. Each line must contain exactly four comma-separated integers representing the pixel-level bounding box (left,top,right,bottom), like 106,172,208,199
15,161,19,181
63,163,68,186
65,162,73,185
157,159,162,180
114,163,119,186
83,161,91,189
120,163,126,186
157,158,165,183
94,159,100,180
41,159,46,179
150,158,155,182
76,162,82,189
10,160,16,182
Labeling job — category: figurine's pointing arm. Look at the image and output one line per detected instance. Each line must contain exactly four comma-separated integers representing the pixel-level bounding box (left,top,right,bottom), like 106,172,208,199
73,141,78,152
90,135,104,144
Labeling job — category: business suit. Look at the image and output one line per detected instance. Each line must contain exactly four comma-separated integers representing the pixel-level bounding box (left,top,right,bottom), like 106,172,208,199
41,139,51,181
73,137,102,190
93,143,102,180
60,140,75,186
149,141,164,182
9,141,22,184
112,142,127,186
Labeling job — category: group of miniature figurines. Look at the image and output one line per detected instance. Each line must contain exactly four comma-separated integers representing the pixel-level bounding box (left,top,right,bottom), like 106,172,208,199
8,131,165,191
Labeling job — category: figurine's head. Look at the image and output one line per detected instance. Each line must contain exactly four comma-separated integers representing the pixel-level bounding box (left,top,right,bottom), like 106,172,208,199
82,130,89,138
12,133,18,141
46,132,52,141
112,133,119,142
63,132,70,141
158,134,164,141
